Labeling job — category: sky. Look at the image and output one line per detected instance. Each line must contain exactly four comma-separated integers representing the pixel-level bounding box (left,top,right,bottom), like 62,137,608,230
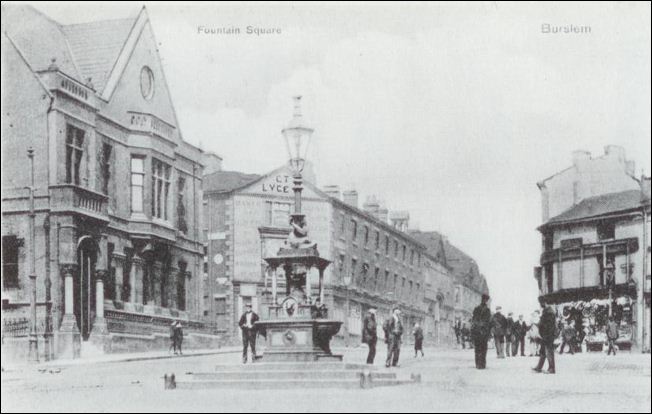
30,1,651,316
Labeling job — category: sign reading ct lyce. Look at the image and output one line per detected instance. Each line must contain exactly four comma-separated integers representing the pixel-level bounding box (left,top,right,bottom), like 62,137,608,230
262,175,291,194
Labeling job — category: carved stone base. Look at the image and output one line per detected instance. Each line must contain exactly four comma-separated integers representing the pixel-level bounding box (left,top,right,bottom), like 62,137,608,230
58,314,81,359
256,319,342,362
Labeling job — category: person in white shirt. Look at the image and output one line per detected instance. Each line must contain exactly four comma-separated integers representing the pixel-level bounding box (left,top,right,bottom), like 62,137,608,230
238,304,259,363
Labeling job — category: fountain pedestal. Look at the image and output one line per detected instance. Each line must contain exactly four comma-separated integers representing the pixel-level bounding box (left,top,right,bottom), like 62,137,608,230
256,245,342,362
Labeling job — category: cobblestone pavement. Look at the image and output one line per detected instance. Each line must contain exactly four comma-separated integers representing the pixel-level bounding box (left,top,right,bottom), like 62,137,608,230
2,347,650,412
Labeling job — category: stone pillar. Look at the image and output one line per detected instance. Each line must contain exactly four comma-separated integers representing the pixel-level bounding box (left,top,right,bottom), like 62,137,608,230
58,263,80,359
131,255,143,304
112,253,126,302
152,262,162,306
91,270,108,335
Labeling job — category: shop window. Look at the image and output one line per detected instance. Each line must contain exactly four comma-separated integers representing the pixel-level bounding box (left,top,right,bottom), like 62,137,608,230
65,124,84,185
2,235,22,288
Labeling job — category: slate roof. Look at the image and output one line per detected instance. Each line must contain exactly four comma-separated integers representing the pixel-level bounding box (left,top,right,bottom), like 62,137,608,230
203,171,261,194
62,18,136,91
544,189,648,226
2,4,137,92
409,229,488,293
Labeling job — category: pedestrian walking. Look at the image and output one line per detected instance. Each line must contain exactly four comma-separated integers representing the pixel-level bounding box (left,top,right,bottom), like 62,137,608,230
533,298,557,374
559,320,576,355
461,323,471,350
491,306,507,359
606,317,619,356
238,304,259,364
454,319,462,347
505,312,515,357
362,308,378,364
169,321,177,354
173,321,184,355
413,323,424,358
383,307,403,368
471,294,492,369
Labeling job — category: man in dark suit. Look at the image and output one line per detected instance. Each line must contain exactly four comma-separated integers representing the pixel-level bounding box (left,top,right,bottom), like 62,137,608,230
471,294,492,369
533,297,556,374
491,306,507,359
362,308,378,364
517,314,528,356
383,307,404,368
505,312,515,357
239,304,259,364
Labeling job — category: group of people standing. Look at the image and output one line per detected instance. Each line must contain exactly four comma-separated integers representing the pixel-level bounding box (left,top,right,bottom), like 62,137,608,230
490,307,529,358
471,295,559,374
362,307,425,368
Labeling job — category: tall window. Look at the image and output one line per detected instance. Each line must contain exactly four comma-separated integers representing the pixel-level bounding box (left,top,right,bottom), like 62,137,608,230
402,245,406,261
130,157,145,213
100,143,112,195
363,226,369,246
375,230,380,250
177,177,188,233
385,235,390,255
394,240,399,258
177,261,187,311
152,159,171,220
2,235,22,288
351,219,358,242
351,258,357,283
65,125,84,185
374,267,380,290
265,201,291,227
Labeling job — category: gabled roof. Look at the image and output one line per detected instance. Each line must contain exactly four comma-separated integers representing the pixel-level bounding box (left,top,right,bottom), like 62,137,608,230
62,18,137,91
2,4,140,94
543,189,647,227
203,170,261,194
409,230,448,268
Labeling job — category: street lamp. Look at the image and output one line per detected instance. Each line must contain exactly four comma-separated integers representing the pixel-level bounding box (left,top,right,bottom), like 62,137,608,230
605,261,616,317
27,147,39,362
281,96,314,216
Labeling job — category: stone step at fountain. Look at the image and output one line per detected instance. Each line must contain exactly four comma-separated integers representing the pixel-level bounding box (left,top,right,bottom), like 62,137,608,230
188,370,398,381
167,362,421,390
212,362,373,372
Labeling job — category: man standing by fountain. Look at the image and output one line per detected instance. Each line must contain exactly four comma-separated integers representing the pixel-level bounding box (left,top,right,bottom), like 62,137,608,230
362,308,378,365
384,308,404,368
239,304,259,364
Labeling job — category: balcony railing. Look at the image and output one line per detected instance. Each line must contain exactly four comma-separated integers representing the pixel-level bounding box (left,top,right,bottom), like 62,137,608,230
50,185,109,221
540,237,639,265
38,70,96,108
128,111,175,141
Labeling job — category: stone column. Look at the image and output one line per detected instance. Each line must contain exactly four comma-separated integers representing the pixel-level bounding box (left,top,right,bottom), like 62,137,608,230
131,255,143,304
91,270,108,335
58,263,80,359
152,262,162,306
112,253,126,302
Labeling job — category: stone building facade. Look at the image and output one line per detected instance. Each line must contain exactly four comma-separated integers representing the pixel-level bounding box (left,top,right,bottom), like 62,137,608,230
536,146,650,351
1,5,216,360
203,165,434,346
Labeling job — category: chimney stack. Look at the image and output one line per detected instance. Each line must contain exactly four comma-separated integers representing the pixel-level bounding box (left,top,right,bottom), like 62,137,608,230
572,150,590,169
202,151,223,175
363,195,380,218
389,211,410,232
377,202,389,224
342,190,359,208
323,185,341,200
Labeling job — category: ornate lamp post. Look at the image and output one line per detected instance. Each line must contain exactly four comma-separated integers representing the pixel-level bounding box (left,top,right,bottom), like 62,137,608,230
281,95,313,216
257,96,342,362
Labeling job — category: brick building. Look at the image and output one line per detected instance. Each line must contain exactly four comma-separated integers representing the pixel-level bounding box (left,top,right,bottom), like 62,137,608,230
1,5,216,360
203,163,435,345
535,146,650,351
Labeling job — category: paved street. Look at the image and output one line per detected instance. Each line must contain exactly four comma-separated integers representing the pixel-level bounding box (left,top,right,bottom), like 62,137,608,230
2,347,650,413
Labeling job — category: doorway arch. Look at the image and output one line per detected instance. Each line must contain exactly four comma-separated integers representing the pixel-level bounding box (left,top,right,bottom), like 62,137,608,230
75,236,98,341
